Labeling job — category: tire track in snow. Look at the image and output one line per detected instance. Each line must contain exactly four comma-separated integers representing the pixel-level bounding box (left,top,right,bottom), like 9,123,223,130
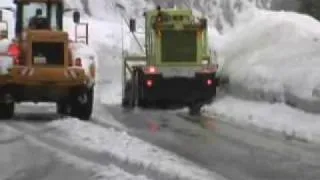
9,104,223,180
177,111,320,167
2,122,150,180
5,119,203,180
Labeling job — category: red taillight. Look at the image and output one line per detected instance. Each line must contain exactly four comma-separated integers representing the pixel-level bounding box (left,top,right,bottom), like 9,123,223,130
144,66,159,74
75,58,82,66
8,43,19,56
207,79,213,86
146,79,153,87
149,66,156,73
8,43,20,64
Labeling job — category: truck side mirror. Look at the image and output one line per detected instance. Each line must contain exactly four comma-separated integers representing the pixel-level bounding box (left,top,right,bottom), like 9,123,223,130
200,18,207,29
129,18,136,32
73,11,80,24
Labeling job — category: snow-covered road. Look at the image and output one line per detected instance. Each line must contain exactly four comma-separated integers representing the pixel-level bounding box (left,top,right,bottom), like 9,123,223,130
2,101,320,180
0,121,147,180
0,103,225,180
106,104,320,180
2,0,320,179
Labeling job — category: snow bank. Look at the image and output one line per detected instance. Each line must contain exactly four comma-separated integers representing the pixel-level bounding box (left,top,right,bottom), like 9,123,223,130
64,0,273,33
63,14,142,105
206,96,320,143
63,16,127,50
218,10,320,113
5,124,150,180
48,118,221,180
183,0,272,32
54,152,150,180
64,0,153,24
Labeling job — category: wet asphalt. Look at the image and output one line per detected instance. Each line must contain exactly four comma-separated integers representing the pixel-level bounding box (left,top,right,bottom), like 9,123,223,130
106,105,320,180
1,102,320,180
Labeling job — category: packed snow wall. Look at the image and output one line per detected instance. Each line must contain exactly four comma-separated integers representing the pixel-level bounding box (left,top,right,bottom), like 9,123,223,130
64,0,299,33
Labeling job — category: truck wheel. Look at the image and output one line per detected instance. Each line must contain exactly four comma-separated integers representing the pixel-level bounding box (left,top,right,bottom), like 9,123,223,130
71,87,94,120
57,102,69,115
188,103,202,116
122,82,134,108
0,103,14,119
138,99,150,108
122,69,139,109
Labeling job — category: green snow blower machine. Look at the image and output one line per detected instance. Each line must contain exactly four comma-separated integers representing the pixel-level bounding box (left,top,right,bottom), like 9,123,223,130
121,5,218,116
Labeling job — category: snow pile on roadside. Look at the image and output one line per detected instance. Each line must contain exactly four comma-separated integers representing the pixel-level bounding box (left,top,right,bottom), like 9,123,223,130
187,0,272,32
48,118,221,180
63,12,144,105
99,83,122,105
63,16,129,50
64,0,153,23
63,15,125,105
57,153,150,180
218,10,320,113
206,96,320,143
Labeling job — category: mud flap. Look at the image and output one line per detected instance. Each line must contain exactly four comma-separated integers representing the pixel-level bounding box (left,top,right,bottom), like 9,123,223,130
0,102,14,119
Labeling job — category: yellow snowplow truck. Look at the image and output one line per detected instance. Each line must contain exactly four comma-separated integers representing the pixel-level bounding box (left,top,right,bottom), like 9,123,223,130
0,0,96,120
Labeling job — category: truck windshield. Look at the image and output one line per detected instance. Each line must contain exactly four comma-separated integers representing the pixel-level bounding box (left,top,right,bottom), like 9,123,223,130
22,2,59,30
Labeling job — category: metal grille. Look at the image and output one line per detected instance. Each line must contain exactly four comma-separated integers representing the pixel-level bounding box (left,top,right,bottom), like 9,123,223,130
161,30,197,63
32,42,64,65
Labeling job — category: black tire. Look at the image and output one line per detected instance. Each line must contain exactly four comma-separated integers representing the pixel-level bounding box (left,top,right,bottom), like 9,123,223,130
56,101,69,115
188,103,202,116
0,102,14,120
122,82,134,108
70,87,94,120
122,69,139,109
137,99,150,108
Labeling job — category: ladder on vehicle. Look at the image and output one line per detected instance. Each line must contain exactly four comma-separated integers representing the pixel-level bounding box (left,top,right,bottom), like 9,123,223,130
74,22,89,45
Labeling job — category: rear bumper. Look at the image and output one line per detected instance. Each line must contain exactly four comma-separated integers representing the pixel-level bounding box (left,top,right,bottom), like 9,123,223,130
8,66,88,85
0,84,89,102
140,73,217,104
0,67,93,102
0,66,91,86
